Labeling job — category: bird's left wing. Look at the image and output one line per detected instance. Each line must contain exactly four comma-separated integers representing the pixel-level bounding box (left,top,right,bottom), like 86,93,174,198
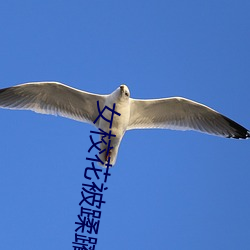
0,82,107,126
128,97,249,139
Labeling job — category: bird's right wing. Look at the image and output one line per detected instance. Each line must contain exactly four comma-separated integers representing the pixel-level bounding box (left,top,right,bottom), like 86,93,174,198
128,97,249,139
0,82,107,126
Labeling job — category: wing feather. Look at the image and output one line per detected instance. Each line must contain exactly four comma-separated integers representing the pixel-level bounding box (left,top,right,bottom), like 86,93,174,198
128,97,249,139
0,82,106,125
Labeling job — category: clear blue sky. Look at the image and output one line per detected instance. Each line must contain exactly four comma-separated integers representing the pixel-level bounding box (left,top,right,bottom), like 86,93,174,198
0,1,249,250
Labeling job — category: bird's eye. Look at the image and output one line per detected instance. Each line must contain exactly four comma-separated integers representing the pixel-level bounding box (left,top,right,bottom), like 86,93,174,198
125,92,129,97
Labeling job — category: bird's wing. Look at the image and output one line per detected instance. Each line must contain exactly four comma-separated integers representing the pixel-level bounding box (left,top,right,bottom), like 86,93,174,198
0,82,107,125
128,97,249,139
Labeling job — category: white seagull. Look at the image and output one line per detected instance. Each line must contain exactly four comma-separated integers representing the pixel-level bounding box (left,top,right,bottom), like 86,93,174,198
0,82,249,166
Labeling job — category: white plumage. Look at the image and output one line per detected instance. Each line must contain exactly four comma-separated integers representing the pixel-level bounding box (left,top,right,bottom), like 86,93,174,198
0,82,249,166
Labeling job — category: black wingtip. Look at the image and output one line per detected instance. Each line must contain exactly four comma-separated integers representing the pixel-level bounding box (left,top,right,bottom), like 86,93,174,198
247,131,250,138
222,115,250,139
0,88,8,94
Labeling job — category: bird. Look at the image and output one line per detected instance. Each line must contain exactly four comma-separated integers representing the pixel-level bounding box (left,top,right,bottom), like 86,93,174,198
0,82,249,166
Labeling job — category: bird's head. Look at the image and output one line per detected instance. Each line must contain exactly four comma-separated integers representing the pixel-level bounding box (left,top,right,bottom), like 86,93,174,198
119,84,130,98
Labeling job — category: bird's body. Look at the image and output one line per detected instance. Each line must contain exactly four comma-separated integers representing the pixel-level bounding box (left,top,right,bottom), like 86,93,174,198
0,82,249,166
98,86,131,165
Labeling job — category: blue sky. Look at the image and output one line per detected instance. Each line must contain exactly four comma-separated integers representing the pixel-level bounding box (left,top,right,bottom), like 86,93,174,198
0,1,249,249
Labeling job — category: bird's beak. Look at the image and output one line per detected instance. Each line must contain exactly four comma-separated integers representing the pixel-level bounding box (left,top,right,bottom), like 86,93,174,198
120,85,124,93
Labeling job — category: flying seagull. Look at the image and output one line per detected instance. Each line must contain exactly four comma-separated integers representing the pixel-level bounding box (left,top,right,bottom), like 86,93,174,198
0,82,249,166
